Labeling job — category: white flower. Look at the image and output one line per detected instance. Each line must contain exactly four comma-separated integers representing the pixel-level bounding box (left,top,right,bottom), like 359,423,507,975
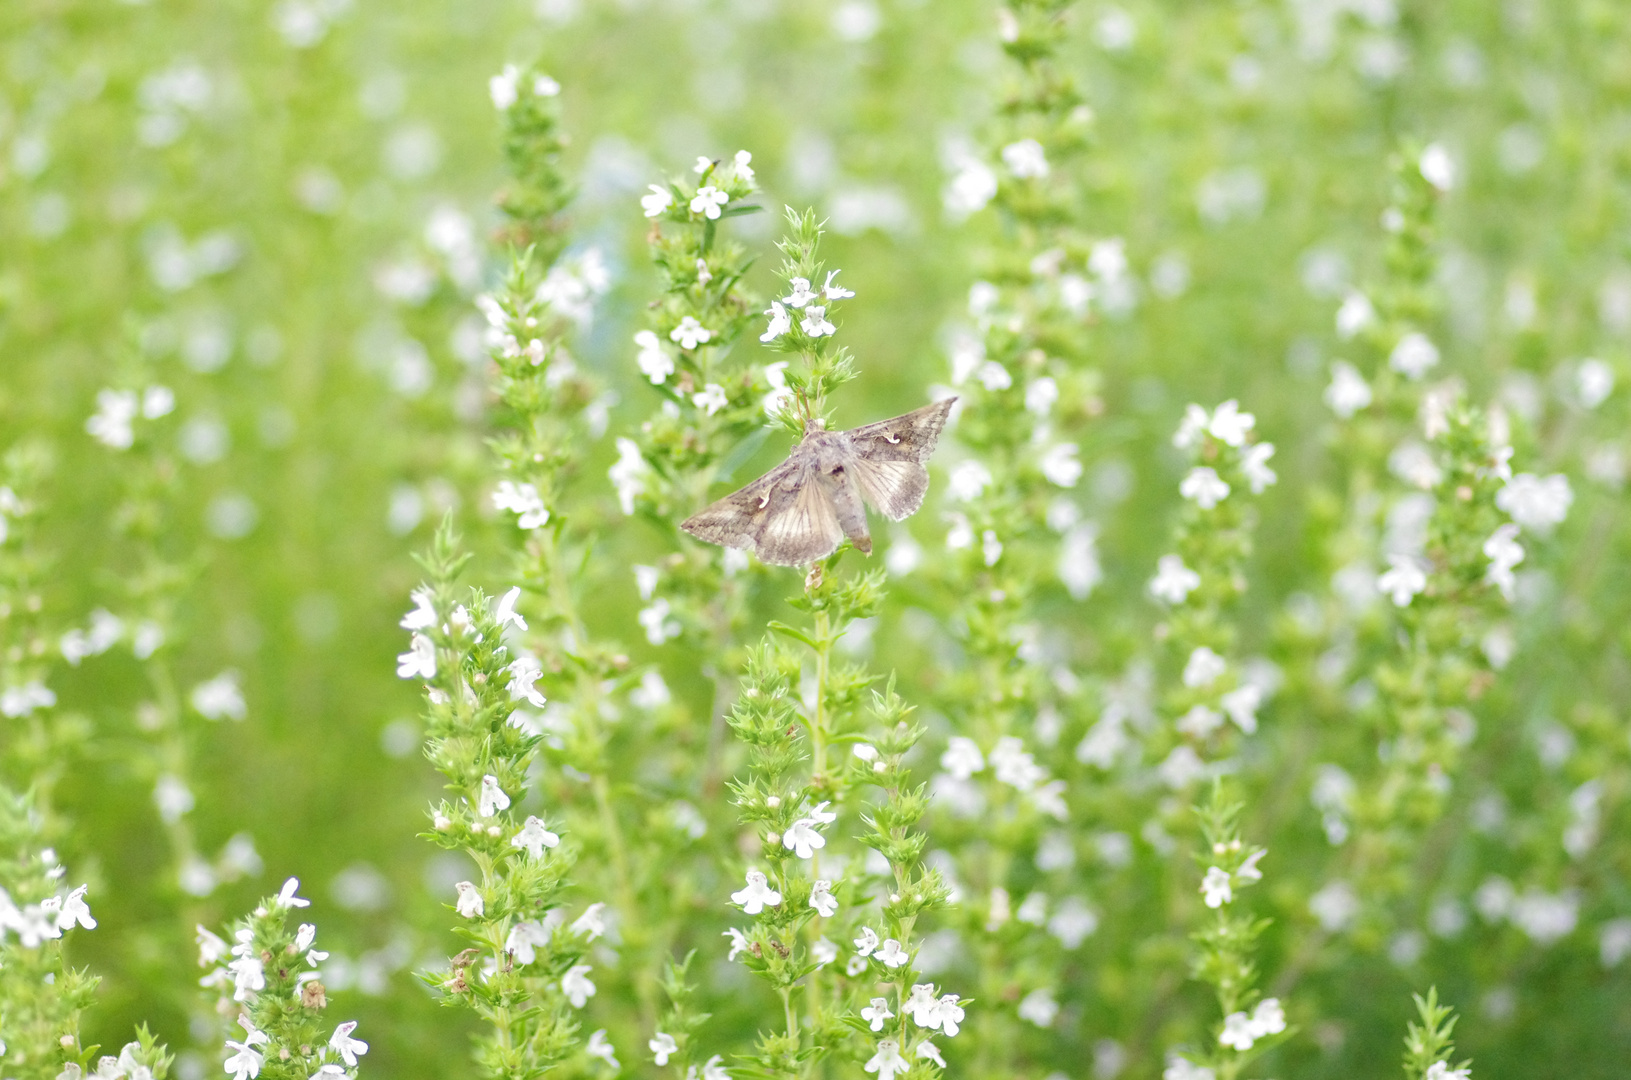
1419,142,1456,191
1496,472,1572,533
809,879,838,917
1017,988,1058,1027
534,74,560,96
1150,555,1201,604
1026,376,1059,416
224,1030,266,1080
703,1055,730,1080
940,736,985,780
1201,867,1232,908
733,148,755,183
760,301,792,342
397,633,436,679
633,329,675,384
1247,997,1285,1038
990,736,1046,790
1389,332,1440,380
944,158,998,217
142,385,175,418
586,1030,620,1070
1001,138,1049,178
571,902,607,940
854,926,880,956
228,952,265,1002
853,743,880,762
1424,1062,1471,1080
723,927,749,961
812,936,838,965
650,1033,678,1066
562,964,596,1007
669,316,714,351
638,598,681,645
1221,684,1262,734
822,269,854,300
1236,849,1266,884
454,881,484,919
904,983,942,1028
861,996,893,1031
1325,361,1372,417
512,815,560,859
505,920,550,965
274,877,310,908
977,361,1012,391
642,184,674,217
690,185,728,219
0,681,56,718
1483,523,1524,600
693,383,730,416
87,389,140,449
937,995,965,1037
1040,442,1082,487
800,306,836,337
694,156,714,174
1183,646,1227,688
191,671,246,721
1336,291,1376,339
1173,404,1210,449
489,65,520,109
492,587,528,632
57,884,95,930
400,588,437,630
493,480,550,530
1377,554,1428,607
917,1041,946,1068
1207,400,1255,446
731,870,782,914
610,438,649,515
1219,1010,1255,1050
1179,467,1230,509
875,938,909,969
948,460,992,502
1163,1055,1216,1080
783,278,819,308
476,775,511,817
1177,705,1222,738
329,1021,369,1067
507,655,548,707
1242,443,1277,493
864,1040,909,1080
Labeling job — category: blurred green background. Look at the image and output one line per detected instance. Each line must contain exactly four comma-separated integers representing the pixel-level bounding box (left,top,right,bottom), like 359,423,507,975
3,0,1630,1076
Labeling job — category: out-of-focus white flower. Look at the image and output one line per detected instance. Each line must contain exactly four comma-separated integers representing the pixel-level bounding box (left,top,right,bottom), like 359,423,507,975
692,383,729,416
635,330,674,384
489,65,520,109
1389,332,1440,380
610,438,649,516
1242,443,1277,493
1183,646,1227,688
1377,554,1428,607
1201,867,1232,908
670,316,713,350
1180,467,1230,509
1040,442,1082,487
1150,555,1200,604
494,481,550,530
1419,143,1456,191
649,1033,678,1066
1336,291,1376,339
562,964,596,1007
1325,361,1372,417
87,389,140,449
1496,472,1572,533
192,671,247,721
1017,987,1059,1027
1207,400,1255,446
642,184,673,217
1483,523,1524,600
1002,139,1049,179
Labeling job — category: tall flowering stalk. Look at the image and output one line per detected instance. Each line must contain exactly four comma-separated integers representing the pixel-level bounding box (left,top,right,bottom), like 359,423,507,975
196,877,365,1080
1399,988,1472,1080
1162,785,1287,1080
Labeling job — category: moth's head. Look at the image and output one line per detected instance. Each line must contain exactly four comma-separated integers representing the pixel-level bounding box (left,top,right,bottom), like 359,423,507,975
803,416,827,433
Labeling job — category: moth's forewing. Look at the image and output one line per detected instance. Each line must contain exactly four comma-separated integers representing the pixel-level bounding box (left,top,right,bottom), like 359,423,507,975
679,457,798,550
843,398,956,463
755,462,846,565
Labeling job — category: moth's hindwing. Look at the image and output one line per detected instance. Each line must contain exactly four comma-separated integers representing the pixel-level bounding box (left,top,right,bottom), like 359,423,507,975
849,457,930,521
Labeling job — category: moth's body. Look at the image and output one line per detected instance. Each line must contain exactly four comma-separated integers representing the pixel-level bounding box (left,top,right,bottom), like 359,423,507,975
681,398,955,566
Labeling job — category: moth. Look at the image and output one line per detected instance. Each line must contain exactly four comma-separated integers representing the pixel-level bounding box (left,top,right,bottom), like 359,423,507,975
681,397,957,566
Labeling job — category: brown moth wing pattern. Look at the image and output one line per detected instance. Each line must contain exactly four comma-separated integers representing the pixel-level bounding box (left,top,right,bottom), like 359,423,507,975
844,398,955,521
755,463,846,565
678,457,802,552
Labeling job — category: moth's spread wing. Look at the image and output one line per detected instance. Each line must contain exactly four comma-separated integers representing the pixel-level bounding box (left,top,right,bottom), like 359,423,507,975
843,398,955,520
680,456,845,566
850,458,931,522
680,459,799,551
844,398,956,463
754,462,845,566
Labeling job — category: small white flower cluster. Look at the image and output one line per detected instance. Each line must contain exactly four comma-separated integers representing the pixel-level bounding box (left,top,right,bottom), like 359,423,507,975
1217,997,1285,1051
85,385,176,450
934,735,1066,820
55,1041,160,1080
488,63,560,111
852,925,910,970
0,679,56,719
0,878,95,948
59,608,126,665
641,149,755,221
1198,848,1265,909
1173,400,1277,508
760,269,852,345
493,479,551,530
